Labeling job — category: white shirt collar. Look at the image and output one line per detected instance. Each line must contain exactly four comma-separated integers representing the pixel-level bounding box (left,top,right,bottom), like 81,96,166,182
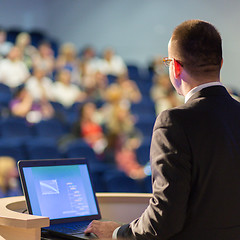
185,82,223,103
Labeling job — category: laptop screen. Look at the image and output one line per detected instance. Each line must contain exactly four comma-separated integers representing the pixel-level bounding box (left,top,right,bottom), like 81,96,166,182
18,159,101,224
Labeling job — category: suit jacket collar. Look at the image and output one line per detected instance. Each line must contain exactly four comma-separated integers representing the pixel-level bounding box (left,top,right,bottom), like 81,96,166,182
186,85,229,103
185,82,223,103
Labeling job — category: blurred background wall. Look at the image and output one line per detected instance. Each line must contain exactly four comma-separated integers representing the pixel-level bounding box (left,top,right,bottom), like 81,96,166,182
0,0,239,90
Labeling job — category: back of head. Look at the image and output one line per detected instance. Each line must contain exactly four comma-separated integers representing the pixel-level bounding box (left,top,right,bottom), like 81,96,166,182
171,19,222,78
105,83,123,103
16,32,31,47
0,156,16,191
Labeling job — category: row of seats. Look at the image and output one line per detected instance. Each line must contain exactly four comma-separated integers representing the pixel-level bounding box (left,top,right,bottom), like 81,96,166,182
0,114,154,140
0,134,151,165
0,117,67,140
0,136,152,193
6,28,59,57
0,79,156,131
92,167,152,193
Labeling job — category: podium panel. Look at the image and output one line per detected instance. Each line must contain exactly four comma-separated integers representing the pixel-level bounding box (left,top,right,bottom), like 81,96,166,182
96,193,152,223
0,193,152,240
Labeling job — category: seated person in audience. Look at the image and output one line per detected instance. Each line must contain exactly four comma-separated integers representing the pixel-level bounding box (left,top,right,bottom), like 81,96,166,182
52,68,86,108
26,65,55,102
148,55,168,76
25,66,55,121
80,47,108,99
0,46,30,88
151,74,183,115
33,41,55,78
10,84,54,123
0,156,22,198
55,42,81,86
81,70,108,101
116,72,142,104
98,47,127,76
15,32,38,71
102,85,145,179
73,101,107,155
80,45,101,75
0,27,13,59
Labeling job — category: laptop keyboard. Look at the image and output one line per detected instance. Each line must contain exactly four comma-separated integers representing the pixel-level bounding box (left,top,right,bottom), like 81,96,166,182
48,221,91,234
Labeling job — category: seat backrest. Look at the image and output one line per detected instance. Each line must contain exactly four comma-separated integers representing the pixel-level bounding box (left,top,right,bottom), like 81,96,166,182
65,139,97,162
0,117,32,138
25,138,62,160
136,142,151,165
103,169,143,193
0,138,27,161
33,118,66,139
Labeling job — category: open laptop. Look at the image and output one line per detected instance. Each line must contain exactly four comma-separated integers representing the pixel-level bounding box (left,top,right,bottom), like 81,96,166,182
18,158,101,240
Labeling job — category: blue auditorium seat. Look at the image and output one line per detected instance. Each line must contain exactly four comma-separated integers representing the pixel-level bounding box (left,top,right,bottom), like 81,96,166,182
135,121,154,139
0,83,12,108
0,138,27,162
6,29,21,43
127,64,141,81
63,102,83,126
136,141,151,165
136,81,153,96
50,101,65,112
103,169,143,193
64,139,98,162
131,97,156,116
143,175,152,193
32,118,66,140
107,74,117,85
29,30,45,47
135,112,156,125
25,138,62,160
50,101,67,123
88,163,108,192
0,117,33,140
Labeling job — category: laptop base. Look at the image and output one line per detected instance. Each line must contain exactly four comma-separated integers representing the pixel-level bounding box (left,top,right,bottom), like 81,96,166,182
42,228,97,240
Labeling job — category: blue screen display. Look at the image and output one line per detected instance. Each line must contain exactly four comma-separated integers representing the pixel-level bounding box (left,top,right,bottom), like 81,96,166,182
23,164,98,220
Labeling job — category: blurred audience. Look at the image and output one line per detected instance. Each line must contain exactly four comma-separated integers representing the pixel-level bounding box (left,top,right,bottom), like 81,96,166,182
116,72,142,104
26,66,54,102
98,48,127,76
33,41,55,78
82,71,108,101
52,68,86,108
15,32,38,70
73,102,107,155
0,27,13,59
56,42,81,85
0,46,30,88
80,46,101,76
102,85,145,179
151,74,183,115
148,56,168,76
9,84,33,118
10,84,54,123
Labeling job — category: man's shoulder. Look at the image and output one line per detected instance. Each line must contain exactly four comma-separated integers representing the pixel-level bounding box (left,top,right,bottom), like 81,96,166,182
154,105,188,129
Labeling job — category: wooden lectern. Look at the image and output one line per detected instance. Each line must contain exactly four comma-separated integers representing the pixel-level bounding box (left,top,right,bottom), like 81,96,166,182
0,193,152,240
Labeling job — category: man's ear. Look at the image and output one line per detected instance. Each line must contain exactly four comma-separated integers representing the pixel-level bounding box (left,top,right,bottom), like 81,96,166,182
220,58,223,69
173,59,182,79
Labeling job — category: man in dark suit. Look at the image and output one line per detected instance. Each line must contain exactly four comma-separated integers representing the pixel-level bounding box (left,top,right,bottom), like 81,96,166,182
85,20,240,239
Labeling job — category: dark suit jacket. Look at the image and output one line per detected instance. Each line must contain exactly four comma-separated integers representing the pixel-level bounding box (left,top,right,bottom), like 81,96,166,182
118,86,240,240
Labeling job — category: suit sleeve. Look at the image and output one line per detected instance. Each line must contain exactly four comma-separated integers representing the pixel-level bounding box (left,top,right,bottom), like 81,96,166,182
117,110,192,240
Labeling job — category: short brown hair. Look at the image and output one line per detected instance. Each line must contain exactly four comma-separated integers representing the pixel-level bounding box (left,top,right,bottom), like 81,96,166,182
171,20,222,77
